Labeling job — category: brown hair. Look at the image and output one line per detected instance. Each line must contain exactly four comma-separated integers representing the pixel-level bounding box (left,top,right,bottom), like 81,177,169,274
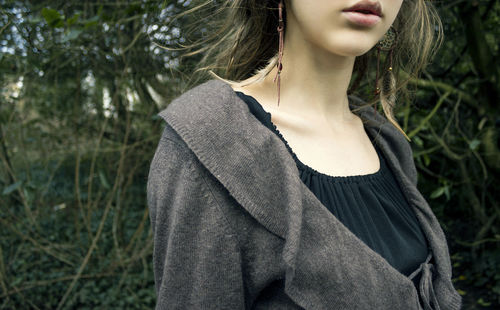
165,0,443,139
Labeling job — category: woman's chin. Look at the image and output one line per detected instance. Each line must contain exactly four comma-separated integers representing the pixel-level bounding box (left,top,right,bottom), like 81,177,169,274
328,46,374,57
320,38,377,57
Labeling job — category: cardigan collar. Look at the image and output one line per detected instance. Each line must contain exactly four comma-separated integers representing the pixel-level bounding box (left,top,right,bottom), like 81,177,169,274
159,79,461,310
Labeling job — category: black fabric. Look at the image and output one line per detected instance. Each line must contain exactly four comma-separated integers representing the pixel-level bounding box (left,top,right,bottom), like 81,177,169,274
235,91,429,287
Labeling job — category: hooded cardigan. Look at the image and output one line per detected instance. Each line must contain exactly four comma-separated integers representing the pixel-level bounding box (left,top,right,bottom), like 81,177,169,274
147,79,462,310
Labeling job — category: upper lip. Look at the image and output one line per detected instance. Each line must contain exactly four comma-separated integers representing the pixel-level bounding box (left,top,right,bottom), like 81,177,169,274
342,1,382,17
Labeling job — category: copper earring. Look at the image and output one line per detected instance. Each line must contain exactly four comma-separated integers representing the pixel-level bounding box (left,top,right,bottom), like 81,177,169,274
273,0,284,107
374,26,398,107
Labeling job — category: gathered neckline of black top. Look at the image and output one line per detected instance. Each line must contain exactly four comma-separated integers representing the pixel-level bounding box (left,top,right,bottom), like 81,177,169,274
235,91,387,184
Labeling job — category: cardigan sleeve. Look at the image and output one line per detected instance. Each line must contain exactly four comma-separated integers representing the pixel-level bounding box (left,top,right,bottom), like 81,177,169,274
147,124,245,310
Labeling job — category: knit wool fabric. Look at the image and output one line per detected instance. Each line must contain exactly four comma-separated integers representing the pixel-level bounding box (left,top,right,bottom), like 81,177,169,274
147,79,462,310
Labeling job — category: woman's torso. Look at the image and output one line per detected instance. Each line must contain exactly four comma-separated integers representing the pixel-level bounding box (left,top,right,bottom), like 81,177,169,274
234,89,430,283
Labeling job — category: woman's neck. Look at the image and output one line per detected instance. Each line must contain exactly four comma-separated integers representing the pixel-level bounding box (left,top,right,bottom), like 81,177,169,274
262,45,356,124
248,18,358,127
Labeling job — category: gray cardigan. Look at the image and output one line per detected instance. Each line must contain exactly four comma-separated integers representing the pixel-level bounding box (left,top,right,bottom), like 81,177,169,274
147,79,462,310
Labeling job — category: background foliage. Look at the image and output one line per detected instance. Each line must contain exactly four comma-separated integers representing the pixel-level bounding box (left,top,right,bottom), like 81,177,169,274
0,0,498,309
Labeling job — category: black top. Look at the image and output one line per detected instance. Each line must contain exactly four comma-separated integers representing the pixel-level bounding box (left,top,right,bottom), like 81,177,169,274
235,91,429,287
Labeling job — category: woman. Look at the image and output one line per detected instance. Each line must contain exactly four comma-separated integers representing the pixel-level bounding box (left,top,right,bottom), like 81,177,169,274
147,0,462,309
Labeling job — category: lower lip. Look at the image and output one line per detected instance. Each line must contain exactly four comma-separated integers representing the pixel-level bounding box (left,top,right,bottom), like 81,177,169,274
342,11,381,27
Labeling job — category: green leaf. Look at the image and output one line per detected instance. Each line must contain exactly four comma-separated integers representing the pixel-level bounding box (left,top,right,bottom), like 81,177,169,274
430,187,445,199
457,289,466,296
84,16,100,29
423,154,431,167
67,13,80,27
23,188,33,205
444,186,451,201
413,136,424,147
41,8,60,22
11,277,22,286
478,117,487,130
53,203,66,211
2,181,22,195
99,169,110,189
62,29,83,42
41,8,63,28
27,16,43,24
469,139,480,151
492,285,500,295
477,297,491,306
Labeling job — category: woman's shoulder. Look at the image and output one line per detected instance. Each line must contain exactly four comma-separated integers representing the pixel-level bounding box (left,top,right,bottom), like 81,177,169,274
158,79,237,124
348,95,418,186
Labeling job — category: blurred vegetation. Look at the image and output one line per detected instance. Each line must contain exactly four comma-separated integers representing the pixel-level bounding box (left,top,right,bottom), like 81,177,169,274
0,0,498,309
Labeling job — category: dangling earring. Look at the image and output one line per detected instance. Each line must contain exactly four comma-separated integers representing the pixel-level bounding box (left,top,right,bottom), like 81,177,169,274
273,0,284,107
374,26,398,113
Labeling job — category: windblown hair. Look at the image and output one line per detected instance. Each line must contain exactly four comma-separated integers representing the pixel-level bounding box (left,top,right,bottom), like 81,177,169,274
166,0,443,139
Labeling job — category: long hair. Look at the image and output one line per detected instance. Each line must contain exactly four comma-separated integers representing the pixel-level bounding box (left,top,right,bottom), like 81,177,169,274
164,0,443,138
